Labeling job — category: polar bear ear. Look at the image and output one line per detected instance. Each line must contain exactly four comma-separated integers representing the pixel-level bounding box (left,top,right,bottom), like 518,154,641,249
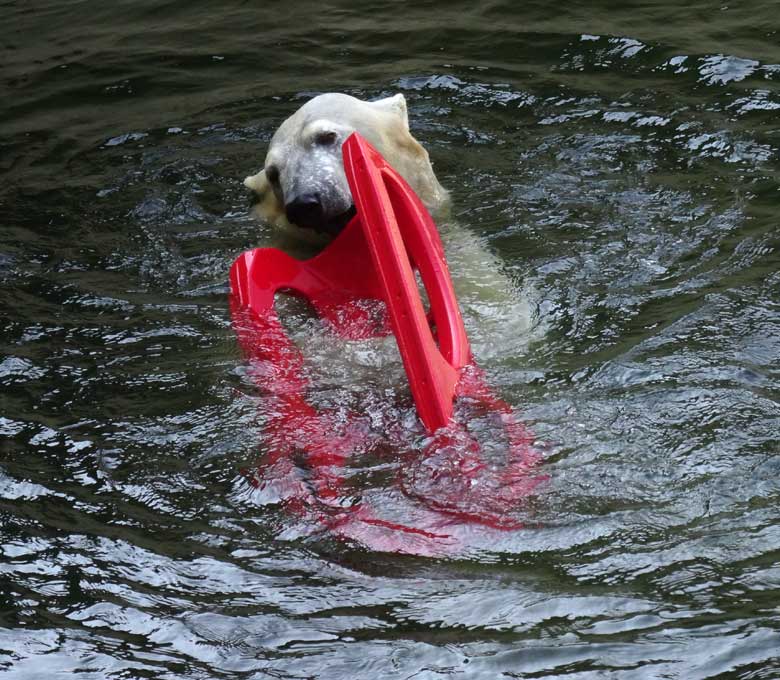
244,167,287,226
371,93,409,130
244,168,269,195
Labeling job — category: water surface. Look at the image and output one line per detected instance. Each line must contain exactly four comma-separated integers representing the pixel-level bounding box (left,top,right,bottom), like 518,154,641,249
2,1,780,677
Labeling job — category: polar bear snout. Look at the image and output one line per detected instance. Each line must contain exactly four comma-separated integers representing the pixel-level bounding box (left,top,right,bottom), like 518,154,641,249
284,193,334,231
285,193,324,229
285,192,357,235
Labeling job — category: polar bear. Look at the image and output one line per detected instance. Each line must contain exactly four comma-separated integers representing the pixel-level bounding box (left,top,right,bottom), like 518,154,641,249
244,93,449,237
243,92,540,361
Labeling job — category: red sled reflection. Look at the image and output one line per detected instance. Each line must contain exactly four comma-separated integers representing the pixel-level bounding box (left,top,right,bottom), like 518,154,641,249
230,132,543,554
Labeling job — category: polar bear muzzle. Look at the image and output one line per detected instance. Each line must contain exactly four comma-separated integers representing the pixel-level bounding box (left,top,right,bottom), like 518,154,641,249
284,193,357,235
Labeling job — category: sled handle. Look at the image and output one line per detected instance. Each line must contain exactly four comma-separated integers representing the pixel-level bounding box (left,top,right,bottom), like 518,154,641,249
343,132,471,432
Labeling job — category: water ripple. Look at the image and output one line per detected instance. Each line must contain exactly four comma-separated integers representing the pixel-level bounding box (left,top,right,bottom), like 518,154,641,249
3,1,780,677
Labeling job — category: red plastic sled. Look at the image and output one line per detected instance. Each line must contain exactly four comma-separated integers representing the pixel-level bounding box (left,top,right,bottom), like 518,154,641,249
230,132,540,553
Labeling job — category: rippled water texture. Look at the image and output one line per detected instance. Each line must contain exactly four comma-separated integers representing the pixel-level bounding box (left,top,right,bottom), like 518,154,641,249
3,1,780,677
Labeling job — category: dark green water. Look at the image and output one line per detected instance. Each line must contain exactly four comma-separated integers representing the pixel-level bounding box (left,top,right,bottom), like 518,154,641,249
2,1,780,677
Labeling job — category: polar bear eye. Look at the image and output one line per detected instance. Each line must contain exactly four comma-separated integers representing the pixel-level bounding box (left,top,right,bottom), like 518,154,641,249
314,130,338,147
265,166,280,186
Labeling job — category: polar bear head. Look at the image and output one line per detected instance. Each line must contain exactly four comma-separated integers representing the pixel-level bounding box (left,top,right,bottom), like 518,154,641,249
244,93,448,237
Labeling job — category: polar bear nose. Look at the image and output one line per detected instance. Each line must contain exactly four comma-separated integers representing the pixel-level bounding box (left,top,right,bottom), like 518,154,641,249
285,193,323,229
